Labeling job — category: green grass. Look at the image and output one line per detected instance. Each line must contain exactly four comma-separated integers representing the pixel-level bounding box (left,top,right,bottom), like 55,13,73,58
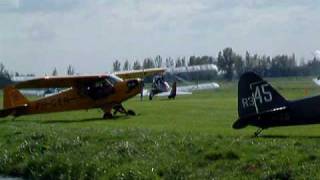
1,76,320,179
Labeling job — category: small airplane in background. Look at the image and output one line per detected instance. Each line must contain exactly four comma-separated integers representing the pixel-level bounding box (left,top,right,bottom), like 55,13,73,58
312,50,320,85
312,78,320,86
233,72,320,136
144,74,220,100
143,75,182,100
0,68,165,119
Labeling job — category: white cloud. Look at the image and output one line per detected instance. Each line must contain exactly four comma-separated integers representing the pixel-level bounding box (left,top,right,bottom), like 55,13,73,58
315,50,320,60
0,0,319,75
0,0,20,10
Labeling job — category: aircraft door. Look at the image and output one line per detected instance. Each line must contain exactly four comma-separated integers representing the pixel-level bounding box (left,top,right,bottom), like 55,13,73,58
82,80,115,100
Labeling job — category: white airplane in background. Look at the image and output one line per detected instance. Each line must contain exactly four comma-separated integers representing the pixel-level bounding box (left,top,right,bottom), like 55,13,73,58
314,50,320,59
313,78,320,86
177,82,220,92
312,50,320,86
142,64,220,100
143,75,220,100
12,76,61,97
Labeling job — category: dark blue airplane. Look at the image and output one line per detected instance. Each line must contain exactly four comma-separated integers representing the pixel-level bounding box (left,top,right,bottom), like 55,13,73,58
233,72,320,136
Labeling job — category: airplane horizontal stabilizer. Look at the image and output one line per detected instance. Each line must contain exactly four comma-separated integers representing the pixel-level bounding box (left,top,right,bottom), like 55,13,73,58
141,89,192,97
233,106,288,129
0,105,28,118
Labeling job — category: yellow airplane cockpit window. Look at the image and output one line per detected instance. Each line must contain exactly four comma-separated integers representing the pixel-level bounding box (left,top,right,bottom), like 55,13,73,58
106,75,123,86
83,79,115,100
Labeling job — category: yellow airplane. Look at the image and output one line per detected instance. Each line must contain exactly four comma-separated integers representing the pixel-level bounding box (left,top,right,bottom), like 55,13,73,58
0,68,165,119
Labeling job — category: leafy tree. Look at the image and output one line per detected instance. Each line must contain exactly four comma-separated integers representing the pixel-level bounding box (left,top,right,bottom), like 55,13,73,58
133,60,142,70
143,58,155,69
234,55,244,77
175,58,182,67
154,55,162,68
52,67,58,76
188,56,196,66
181,57,186,67
0,63,11,88
269,54,297,76
123,60,130,71
67,65,75,75
217,47,236,80
188,56,215,66
113,60,121,72
0,63,10,79
166,57,174,68
245,51,254,71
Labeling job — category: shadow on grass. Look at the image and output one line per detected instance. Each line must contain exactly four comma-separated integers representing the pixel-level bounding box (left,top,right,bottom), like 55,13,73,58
6,114,136,124
258,135,320,139
41,115,132,124
0,119,16,124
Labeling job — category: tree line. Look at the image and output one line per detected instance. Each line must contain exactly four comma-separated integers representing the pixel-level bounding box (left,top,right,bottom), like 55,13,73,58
0,64,76,88
1,46,320,88
217,47,320,80
113,47,320,81
113,55,215,72
0,63,12,88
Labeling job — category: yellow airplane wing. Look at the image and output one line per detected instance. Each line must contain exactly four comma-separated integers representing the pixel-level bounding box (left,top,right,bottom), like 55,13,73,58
114,68,165,80
14,75,108,89
15,68,165,89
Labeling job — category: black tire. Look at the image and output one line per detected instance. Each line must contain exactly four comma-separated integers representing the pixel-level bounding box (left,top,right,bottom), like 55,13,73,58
103,113,113,119
127,110,136,116
168,95,175,100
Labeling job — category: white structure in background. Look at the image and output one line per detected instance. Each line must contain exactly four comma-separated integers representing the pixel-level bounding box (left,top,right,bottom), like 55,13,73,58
143,64,220,98
142,82,220,96
12,75,60,97
12,76,44,96
314,50,320,60
166,64,220,92
166,64,218,74
11,76,36,82
313,78,320,86
177,82,220,92
311,50,320,86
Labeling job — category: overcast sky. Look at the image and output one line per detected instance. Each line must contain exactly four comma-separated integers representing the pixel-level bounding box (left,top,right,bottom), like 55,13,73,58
0,0,319,75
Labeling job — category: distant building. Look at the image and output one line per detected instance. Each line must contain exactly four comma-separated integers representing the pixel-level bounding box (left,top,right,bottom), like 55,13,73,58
12,75,36,82
315,50,320,60
167,64,218,74
165,64,219,82
12,75,49,97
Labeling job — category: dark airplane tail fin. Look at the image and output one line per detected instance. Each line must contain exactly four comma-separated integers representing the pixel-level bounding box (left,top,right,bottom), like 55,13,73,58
3,85,29,109
168,81,177,99
234,72,287,129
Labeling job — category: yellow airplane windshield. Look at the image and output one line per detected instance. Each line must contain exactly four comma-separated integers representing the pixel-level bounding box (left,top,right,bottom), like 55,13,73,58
106,75,123,85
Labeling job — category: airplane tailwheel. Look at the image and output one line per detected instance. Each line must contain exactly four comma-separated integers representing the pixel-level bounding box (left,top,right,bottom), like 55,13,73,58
168,95,175,100
254,128,263,137
103,113,113,119
127,109,136,116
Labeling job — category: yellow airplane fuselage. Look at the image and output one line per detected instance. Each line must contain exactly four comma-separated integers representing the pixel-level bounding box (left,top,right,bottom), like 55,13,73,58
7,79,142,117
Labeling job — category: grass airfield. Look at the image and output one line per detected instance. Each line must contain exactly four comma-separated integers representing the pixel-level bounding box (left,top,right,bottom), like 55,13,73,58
1,77,320,179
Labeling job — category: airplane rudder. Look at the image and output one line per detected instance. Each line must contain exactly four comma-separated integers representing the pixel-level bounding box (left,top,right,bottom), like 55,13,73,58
168,81,177,99
238,72,259,118
238,72,286,118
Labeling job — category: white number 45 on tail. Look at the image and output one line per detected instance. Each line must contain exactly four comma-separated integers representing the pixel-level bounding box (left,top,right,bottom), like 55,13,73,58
253,83,272,104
